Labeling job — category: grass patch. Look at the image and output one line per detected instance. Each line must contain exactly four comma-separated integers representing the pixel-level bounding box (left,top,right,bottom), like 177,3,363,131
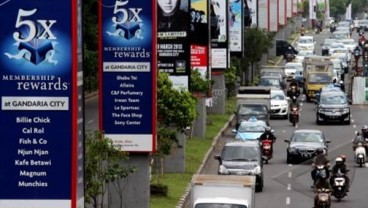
150,97,236,208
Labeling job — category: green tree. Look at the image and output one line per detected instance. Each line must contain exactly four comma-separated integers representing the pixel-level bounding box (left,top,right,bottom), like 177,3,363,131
190,69,212,96
330,0,348,20
243,27,274,84
224,58,238,98
85,131,135,208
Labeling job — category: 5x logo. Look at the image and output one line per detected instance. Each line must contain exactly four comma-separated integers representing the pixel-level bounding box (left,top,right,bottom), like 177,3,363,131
106,0,144,40
5,8,58,65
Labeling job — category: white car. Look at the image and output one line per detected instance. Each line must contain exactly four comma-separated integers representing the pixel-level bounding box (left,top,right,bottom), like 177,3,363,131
331,53,349,71
330,48,351,63
295,36,315,52
270,89,289,119
295,50,314,63
340,39,356,52
284,62,303,80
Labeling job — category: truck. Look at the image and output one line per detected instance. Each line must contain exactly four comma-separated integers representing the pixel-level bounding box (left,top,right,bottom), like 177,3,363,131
191,174,256,208
235,86,271,128
302,56,334,102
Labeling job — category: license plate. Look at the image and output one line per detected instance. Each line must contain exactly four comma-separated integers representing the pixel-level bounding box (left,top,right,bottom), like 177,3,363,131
301,153,312,158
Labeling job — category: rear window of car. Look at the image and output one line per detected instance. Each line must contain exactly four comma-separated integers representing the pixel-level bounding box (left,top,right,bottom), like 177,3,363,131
239,105,267,115
291,132,324,143
222,145,260,161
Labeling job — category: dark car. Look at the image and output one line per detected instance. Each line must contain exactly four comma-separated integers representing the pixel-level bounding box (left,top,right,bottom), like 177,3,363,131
276,39,297,57
214,140,266,192
357,20,368,33
315,90,350,125
235,103,270,129
320,39,336,56
284,129,330,164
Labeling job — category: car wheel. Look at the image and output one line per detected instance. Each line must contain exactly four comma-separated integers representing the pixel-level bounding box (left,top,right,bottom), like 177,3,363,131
316,115,322,125
287,153,293,164
256,179,263,192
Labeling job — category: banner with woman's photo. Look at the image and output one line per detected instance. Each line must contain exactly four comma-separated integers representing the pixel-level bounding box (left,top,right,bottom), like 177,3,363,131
229,0,243,56
157,0,191,89
210,0,229,71
190,0,209,78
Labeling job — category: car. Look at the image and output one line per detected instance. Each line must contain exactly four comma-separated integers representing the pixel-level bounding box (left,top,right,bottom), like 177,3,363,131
295,36,315,52
258,75,283,89
315,84,344,102
214,140,265,192
316,90,350,125
320,39,338,56
260,71,286,88
270,89,289,119
357,20,368,32
331,53,349,72
331,31,350,39
284,129,330,164
284,62,303,80
235,103,270,129
330,47,351,63
231,117,270,141
328,43,346,55
331,58,343,81
340,38,356,52
294,50,314,62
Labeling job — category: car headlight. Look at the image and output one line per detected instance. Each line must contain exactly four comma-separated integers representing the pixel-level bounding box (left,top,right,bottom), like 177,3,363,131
251,166,262,175
342,107,349,113
288,147,297,153
218,165,230,175
318,108,325,113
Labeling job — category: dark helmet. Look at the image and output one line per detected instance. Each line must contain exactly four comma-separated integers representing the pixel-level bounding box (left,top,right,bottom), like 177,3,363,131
316,148,324,155
362,125,368,134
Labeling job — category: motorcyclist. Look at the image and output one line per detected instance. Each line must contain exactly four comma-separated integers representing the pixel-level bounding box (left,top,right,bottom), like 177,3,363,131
259,127,276,142
289,96,300,110
314,177,332,208
353,131,367,151
287,79,300,98
311,148,330,187
284,46,296,60
361,125,368,138
300,24,305,36
330,157,350,192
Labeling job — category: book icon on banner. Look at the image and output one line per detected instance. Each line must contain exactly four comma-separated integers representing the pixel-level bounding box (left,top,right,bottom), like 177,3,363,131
107,23,144,40
4,41,58,65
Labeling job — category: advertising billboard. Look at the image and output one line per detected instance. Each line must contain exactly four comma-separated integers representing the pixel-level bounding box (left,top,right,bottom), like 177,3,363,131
279,0,286,25
258,0,269,30
0,0,82,207
157,0,190,89
245,0,257,27
191,0,209,77
229,0,243,55
210,0,228,71
99,0,157,152
269,0,279,31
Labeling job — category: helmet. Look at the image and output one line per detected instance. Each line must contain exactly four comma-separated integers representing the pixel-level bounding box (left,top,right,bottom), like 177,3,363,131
362,125,368,134
316,148,324,154
292,96,297,102
335,157,343,162
340,155,346,163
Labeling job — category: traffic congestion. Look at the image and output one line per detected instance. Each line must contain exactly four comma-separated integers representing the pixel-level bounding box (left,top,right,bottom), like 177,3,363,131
197,18,368,208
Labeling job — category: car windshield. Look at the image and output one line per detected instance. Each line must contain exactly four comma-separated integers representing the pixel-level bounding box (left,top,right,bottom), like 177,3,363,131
259,78,280,86
320,94,347,105
271,91,285,100
239,105,267,115
333,49,347,53
285,64,302,69
195,204,247,208
222,146,260,161
341,39,355,45
291,132,324,143
262,72,281,78
298,38,313,44
309,74,332,83
238,124,266,132
324,39,335,45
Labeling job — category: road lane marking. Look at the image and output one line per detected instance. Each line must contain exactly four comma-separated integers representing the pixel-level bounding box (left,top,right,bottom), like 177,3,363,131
300,103,303,106
352,119,355,123
287,183,291,190
288,171,292,178
286,197,290,205
289,164,292,167
353,124,356,128
365,163,368,168
88,120,94,124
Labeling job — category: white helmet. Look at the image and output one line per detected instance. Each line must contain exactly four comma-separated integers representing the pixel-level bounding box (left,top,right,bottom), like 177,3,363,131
335,157,343,162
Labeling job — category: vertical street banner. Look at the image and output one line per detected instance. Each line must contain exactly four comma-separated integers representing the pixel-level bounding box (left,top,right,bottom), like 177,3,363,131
210,0,228,71
269,0,279,32
191,0,209,77
229,0,243,57
99,0,157,152
246,0,257,27
157,0,190,89
0,0,82,207
286,0,292,18
309,0,316,20
258,0,269,30
279,0,286,26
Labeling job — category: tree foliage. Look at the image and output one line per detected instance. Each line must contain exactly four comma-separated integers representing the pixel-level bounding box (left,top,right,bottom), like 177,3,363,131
243,27,274,65
85,131,135,208
330,0,347,19
190,69,212,95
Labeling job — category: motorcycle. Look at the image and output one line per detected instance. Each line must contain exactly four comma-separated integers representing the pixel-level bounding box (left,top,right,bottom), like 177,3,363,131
287,86,300,98
331,172,349,201
359,36,366,47
314,188,332,208
289,107,299,126
354,142,366,167
261,139,273,164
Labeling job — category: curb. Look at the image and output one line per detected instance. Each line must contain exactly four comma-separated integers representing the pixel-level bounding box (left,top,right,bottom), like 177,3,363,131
176,115,235,208
85,91,98,100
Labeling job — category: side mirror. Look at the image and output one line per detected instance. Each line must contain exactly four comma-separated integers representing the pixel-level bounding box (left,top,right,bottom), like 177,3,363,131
214,155,221,160
232,129,237,134
284,139,290,143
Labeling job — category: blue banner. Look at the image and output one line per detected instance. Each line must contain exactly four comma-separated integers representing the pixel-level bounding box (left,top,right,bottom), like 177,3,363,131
0,0,79,207
100,0,156,152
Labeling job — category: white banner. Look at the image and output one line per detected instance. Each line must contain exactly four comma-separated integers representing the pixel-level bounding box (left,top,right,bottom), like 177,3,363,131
211,48,227,68
258,0,269,30
309,0,316,19
345,3,352,21
269,0,278,31
293,0,298,14
279,0,286,25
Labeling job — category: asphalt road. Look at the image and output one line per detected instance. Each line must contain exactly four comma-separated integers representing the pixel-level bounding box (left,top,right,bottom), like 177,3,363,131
201,30,368,208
